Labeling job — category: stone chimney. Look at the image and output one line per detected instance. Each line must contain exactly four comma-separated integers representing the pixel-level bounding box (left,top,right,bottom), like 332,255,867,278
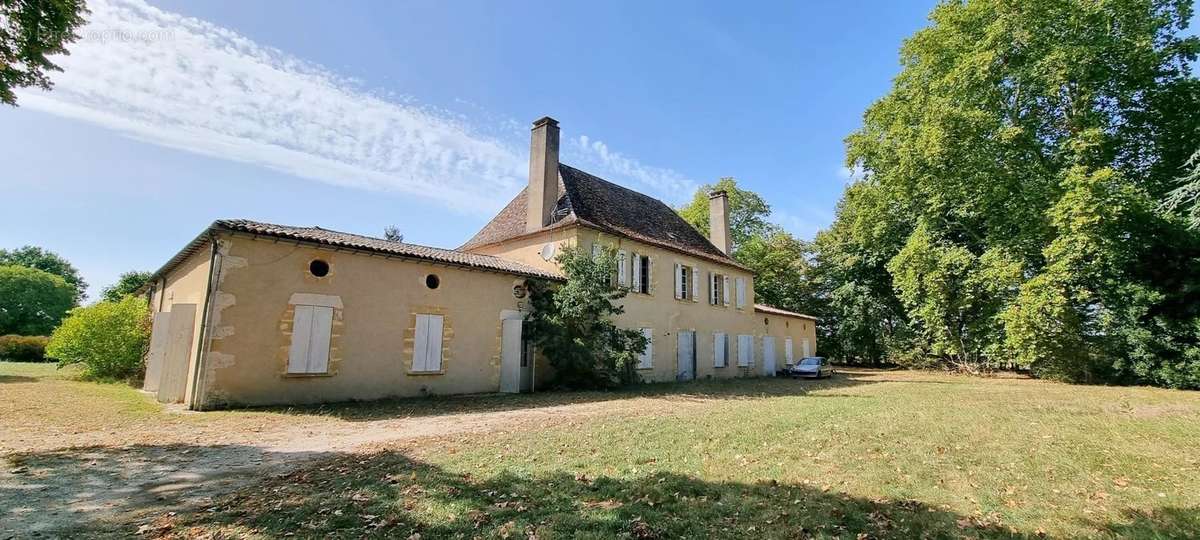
708,190,732,254
526,116,560,232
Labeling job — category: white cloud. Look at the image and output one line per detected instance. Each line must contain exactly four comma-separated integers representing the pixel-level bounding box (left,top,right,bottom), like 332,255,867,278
567,135,698,204
17,0,526,214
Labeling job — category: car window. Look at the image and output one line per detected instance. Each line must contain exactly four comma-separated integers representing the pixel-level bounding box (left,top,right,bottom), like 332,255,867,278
800,358,819,366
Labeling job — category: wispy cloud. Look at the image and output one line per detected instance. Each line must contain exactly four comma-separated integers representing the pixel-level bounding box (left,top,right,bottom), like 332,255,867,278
566,135,698,204
837,162,866,184
18,0,526,213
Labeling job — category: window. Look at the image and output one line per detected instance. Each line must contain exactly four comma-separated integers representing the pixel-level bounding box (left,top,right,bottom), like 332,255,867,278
638,328,653,368
412,314,444,372
785,337,794,365
713,332,728,367
425,274,440,289
288,305,333,374
631,253,651,294
308,259,330,277
735,277,747,309
674,263,699,301
709,273,730,306
737,334,753,367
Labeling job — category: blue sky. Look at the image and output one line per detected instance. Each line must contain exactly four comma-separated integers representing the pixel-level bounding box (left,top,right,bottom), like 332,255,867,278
0,0,935,299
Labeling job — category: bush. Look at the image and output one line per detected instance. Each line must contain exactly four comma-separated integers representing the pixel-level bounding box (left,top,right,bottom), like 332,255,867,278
0,265,76,335
46,296,150,380
0,335,49,362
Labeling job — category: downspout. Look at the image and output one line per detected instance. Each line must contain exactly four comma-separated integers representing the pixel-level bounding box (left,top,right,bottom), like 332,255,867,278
187,231,222,410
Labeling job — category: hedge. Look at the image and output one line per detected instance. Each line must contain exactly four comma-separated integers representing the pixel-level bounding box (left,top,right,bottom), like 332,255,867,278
46,296,150,380
0,335,49,362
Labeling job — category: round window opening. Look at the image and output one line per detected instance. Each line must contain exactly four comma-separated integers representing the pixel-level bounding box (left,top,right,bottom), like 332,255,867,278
309,259,330,277
425,274,440,289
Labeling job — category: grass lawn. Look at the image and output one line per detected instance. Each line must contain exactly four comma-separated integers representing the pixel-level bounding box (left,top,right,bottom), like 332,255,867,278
131,368,1200,539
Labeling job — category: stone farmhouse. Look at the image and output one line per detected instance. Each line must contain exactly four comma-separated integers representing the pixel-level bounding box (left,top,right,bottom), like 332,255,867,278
140,117,817,409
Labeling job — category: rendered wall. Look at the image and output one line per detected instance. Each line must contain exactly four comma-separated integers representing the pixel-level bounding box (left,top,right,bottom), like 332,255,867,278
148,242,213,407
195,234,531,407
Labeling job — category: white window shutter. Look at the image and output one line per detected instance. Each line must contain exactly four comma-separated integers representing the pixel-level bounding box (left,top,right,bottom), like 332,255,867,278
736,278,746,308
714,332,726,367
306,306,333,373
802,338,812,358
617,250,628,287
412,314,430,372
646,256,653,294
785,338,794,364
426,314,444,371
691,266,699,302
288,305,314,373
592,242,602,259
723,276,731,306
674,263,682,299
632,253,642,292
639,328,653,368
738,334,753,366
709,272,716,305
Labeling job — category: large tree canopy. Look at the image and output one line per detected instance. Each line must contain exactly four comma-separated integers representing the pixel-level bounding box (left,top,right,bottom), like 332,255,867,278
0,0,88,106
0,265,75,335
821,0,1200,387
677,177,773,252
100,270,152,302
0,245,86,302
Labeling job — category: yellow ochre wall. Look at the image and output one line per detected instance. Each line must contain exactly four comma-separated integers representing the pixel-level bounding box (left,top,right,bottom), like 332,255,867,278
191,233,536,408
467,226,818,382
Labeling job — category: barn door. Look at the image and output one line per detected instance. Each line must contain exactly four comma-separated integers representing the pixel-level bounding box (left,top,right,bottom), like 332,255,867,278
676,330,695,381
157,304,197,404
143,312,171,392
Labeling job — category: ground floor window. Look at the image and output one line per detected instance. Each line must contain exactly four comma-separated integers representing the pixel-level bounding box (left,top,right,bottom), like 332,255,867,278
288,305,333,374
412,314,445,372
737,334,753,367
638,328,654,369
713,332,728,367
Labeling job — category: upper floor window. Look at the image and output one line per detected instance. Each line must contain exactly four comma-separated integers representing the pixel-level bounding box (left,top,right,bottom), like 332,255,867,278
631,253,651,294
674,262,698,301
709,272,730,306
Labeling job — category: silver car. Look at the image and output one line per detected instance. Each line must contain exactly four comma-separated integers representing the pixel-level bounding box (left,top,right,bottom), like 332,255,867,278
788,357,832,379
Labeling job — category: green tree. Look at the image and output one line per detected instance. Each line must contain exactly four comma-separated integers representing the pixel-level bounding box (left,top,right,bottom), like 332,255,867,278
0,265,75,335
525,246,648,389
0,0,88,106
0,245,87,302
677,177,773,251
1162,149,1200,229
46,295,150,380
819,0,1200,385
100,270,152,302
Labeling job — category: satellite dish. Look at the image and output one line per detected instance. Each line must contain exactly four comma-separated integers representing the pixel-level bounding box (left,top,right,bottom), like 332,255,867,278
539,242,557,261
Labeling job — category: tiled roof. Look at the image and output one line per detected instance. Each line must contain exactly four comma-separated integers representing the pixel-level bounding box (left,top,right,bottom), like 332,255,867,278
754,304,818,320
146,220,564,287
460,163,746,270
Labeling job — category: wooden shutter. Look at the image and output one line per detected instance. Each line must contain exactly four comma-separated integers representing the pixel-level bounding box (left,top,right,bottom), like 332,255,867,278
802,338,812,358
307,306,333,373
639,328,653,368
785,338,794,364
735,278,746,308
646,256,653,294
714,332,727,367
691,266,699,302
709,273,716,305
674,263,683,299
289,305,332,374
288,305,314,373
738,334,753,366
722,275,731,306
426,314,443,371
617,250,628,287
632,253,642,292
413,314,444,372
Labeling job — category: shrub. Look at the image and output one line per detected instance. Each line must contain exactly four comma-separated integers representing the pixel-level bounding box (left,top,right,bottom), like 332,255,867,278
0,335,49,362
46,296,150,380
0,265,76,335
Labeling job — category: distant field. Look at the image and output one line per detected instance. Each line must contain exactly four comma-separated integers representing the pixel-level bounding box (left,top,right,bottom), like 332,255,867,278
2,362,1198,538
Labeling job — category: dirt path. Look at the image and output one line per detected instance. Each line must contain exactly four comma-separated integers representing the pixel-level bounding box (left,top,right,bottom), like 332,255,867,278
0,395,673,537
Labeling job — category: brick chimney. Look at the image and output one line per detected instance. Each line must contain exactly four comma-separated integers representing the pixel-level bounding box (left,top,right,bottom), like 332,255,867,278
708,190,732,254
526,116,560,233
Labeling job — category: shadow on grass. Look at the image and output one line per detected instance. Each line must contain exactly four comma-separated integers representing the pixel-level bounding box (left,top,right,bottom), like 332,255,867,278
252,372,878,423
139,449,1040,540
0,374,36,383
0,443,332,538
